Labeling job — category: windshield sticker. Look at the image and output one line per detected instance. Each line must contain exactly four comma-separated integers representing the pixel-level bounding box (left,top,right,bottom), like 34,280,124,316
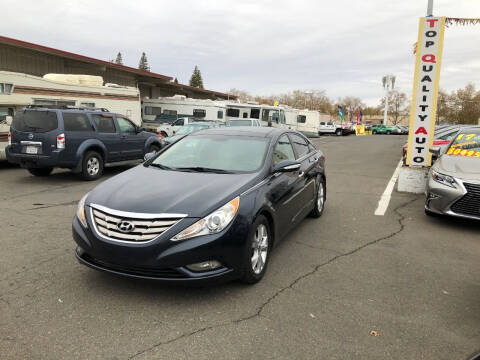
446,147,480,157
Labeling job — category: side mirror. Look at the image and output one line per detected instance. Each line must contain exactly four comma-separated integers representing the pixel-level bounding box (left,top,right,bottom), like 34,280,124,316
144,151,156,161
273,160,301,173
5,116,12,126
429,146,441,158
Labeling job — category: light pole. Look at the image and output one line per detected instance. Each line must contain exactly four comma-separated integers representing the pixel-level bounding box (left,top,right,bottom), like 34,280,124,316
382,75,395,125
427,0,433,16
303,90,313,109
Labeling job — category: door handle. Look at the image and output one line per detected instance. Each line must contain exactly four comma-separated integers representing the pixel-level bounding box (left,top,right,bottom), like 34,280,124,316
298,171,304,178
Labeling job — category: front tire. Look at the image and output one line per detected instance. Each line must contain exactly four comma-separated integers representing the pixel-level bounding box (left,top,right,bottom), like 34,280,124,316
310,175,326,218
81,151,103,181
386,131,391,135
148,144,160,153
372,130,377,135
241,215,271,284
335,129,342,136
28,167,53,177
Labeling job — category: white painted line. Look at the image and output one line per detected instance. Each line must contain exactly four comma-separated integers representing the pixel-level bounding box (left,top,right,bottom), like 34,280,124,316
374,159,403,216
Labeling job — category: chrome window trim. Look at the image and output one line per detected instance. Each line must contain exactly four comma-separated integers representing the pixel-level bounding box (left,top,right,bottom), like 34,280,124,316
89,203,187,219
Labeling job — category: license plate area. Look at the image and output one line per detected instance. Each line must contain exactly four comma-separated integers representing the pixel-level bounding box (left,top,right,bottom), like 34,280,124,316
26,146,38,154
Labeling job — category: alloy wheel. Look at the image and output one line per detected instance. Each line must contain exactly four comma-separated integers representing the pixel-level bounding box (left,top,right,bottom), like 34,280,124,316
87,157,100,176
317,180,325,212
251,224,268,274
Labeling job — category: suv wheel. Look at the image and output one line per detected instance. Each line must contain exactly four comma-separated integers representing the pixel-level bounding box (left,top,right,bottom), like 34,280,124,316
148,144,160,153
372,130,377,134
241,215,271,284
28,168,53,177
335,129,342,136
81,151,103,181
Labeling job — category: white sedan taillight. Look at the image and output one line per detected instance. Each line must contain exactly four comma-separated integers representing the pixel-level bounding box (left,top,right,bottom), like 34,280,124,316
57,133,65,149
8,132,11,146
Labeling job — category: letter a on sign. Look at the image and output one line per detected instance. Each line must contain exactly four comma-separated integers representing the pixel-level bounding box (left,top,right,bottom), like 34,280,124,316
406,17,445,167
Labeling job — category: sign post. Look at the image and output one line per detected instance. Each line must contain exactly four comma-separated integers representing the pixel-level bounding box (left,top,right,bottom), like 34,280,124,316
406,16,445,167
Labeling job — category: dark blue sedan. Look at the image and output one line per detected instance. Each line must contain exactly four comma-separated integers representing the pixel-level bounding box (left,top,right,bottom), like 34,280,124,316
73,127,326,284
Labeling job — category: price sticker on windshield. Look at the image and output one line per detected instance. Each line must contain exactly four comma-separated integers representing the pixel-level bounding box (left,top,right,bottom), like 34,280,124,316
446,147,480,157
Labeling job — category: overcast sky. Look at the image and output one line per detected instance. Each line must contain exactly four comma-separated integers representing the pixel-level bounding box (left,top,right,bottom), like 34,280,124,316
2,0,480,105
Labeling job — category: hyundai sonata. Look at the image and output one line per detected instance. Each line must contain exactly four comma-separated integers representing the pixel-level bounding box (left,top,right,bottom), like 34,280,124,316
73,127,326,284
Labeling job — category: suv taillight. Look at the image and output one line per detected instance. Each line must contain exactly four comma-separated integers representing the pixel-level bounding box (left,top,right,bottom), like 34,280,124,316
158,132,163,139
57,133,65,149
7,132,11,146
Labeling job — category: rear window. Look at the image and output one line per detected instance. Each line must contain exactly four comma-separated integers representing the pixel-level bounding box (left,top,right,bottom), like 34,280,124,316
63,113,92,132
12,110,58,133
92,114,116,133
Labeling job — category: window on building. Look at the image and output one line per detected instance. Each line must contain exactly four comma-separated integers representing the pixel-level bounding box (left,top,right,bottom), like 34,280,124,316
297,115,307,124
33,99,76,107
217,110,224,119
144,106,162,116
92,114,116,133
227,108,240,118
63,113,93,132
193,109,206,118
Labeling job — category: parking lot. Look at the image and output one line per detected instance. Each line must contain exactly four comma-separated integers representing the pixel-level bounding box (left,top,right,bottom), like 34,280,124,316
1,134,479,359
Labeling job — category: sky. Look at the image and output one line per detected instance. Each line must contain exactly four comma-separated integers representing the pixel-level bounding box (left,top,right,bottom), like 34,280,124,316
2,0,480,106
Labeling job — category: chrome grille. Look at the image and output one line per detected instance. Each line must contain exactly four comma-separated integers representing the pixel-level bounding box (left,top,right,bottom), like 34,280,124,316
90,205,185,242
451,182,480,218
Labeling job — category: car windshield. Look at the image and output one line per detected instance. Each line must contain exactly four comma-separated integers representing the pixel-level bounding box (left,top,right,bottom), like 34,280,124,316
12,110,59,133
176,124,209,135
226,120,252,127
446,129,480,157
151,134,270,172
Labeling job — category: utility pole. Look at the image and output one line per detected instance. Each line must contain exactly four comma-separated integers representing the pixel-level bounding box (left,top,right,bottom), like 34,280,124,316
427,0,433,16
382,75,395,125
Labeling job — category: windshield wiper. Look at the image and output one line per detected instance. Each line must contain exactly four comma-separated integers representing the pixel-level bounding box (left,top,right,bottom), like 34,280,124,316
176,166,234,174
149,163,174,170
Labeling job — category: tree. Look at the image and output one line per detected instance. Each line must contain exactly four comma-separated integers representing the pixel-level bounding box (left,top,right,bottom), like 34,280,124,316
189,65,204,89
436,84,480,125
174,77,179,84
379,90,408,125
115,52,123,65
337,97,365,122
138,52,150,71
228,88,253,103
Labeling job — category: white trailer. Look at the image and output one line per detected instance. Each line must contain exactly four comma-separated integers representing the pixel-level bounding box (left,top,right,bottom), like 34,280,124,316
142,95,226,123
0,71,141,124
296,110,331,137
225,102,293,129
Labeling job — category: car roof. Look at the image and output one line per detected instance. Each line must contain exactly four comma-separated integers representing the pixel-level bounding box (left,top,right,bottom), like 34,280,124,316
191,126,286,138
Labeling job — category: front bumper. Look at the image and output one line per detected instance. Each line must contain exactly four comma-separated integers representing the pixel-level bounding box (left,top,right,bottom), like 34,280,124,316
425,175,480,220
72,209,251,283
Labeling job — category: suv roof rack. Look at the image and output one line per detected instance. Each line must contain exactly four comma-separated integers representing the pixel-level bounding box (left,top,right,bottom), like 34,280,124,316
25,105,110,112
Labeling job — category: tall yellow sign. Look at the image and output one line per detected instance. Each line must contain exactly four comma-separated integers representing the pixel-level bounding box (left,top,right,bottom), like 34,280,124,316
406,17,445,167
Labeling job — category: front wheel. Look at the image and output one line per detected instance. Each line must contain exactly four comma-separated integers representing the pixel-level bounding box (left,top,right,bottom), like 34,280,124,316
335,129,342,136
28,167,53,177
386,131,391,135
310,176,326,218
148,144,160,153
241,215,271,284
81,151,103,181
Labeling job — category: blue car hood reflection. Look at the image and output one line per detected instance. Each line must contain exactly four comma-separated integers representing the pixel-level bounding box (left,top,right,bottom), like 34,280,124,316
88,165,259,217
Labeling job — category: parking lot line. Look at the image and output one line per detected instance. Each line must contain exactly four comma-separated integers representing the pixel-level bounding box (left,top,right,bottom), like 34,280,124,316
374,159,403,216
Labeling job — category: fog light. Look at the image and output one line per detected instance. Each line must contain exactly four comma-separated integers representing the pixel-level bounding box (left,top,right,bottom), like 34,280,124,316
186,260,222,272
427,193,441,200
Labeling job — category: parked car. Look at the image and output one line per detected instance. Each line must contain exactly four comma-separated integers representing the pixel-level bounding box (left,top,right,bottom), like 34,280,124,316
73,127,327,284
156,117,213,138
6,106,162,180
141,113,191,134
226,119,261,127
425,126,480,220
164,122,220,145
318,121,348,136
371,124,400,135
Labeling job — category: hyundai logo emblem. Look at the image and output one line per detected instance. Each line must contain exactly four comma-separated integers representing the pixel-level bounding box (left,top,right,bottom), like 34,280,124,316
117,220,135,233
28,133,34,140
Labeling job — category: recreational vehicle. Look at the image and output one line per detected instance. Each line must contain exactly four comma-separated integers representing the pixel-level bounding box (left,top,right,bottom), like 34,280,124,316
296,110,331,137
225,102,292,129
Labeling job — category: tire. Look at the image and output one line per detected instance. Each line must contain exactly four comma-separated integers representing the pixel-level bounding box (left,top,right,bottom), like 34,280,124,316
28,167,53,177
241,215,271,284
81,151,103,181
335,129,342,136
310,175,326,218
148,144,160,153
372,130,377,135
386,131,391,135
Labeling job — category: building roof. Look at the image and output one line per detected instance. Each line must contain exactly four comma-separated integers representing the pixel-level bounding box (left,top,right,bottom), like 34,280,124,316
0,35,236,100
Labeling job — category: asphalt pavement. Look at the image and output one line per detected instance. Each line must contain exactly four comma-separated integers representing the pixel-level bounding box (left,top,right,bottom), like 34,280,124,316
0,134,479,360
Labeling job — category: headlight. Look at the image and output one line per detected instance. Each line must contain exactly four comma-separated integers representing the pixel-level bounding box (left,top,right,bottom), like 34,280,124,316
171,197,239,241
431,169,457,188
76,192,90,228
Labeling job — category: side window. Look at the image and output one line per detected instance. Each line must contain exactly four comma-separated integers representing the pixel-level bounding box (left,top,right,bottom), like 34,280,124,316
193,109,206,118
92,114,116,133
243,112,248,118
289,133,310,159
297,115,306,124
163,110,177,116
439,130,457,140
144,106,162,116
63,113,92,132
217,110,223,119
273,135,296,165
117,117,136,133
320,122,325,126
173,118,184,126
226,108,240,118
327,121,333,125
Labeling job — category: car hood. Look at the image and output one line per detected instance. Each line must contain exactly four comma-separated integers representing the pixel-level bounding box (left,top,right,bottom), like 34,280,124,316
434,155,480,180
87,165,260,217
